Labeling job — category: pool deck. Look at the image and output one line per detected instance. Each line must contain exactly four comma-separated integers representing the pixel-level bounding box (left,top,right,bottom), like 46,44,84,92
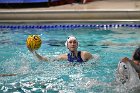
0,0,140,22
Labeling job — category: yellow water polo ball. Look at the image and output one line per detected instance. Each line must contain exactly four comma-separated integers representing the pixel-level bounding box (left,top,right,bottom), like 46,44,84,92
26,35,42,50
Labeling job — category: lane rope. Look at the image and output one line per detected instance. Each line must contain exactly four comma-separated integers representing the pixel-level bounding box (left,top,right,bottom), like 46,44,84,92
0,24,140,29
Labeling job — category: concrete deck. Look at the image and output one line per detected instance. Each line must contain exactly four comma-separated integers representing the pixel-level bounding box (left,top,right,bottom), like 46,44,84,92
0,0,140,22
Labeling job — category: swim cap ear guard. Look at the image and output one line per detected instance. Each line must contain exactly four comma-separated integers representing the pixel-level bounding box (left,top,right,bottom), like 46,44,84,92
65,36,78,48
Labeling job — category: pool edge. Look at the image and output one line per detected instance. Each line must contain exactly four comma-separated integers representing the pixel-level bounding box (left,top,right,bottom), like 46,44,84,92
0,10,140,22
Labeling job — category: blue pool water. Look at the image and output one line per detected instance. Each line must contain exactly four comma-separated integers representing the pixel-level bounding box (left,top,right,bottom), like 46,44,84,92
0,23,140,93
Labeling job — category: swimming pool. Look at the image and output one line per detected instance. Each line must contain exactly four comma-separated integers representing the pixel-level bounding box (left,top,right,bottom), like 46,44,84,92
0,22,140,93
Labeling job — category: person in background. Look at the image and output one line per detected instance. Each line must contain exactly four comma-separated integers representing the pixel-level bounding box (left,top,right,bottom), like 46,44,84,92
76,0,86,4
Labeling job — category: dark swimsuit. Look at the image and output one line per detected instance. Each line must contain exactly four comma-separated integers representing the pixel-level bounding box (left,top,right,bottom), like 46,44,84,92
67,51,84,62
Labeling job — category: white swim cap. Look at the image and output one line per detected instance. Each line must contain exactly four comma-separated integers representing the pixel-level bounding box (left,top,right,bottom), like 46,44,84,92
65,35,78,48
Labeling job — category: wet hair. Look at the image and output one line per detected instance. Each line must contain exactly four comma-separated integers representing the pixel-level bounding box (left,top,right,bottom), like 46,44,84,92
133,47,140,61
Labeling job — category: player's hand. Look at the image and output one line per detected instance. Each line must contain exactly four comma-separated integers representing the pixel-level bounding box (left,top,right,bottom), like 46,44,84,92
121,57,130,62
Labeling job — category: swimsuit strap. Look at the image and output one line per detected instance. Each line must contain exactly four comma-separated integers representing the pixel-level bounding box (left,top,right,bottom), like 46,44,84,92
68,51,84,62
